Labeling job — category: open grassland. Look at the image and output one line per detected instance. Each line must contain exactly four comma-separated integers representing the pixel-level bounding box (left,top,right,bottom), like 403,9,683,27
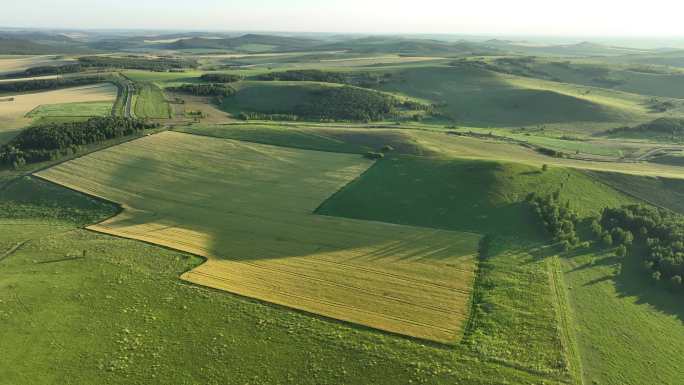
535,60,684,99
318,157,634,238
378,65,679,131
26,101,113,119
176,123,430,155
585,171,684,214
0,83,117,133
133,82,171,119
411,131,684,178
37,131,480,343
560,248,684,385
1,176,572,385
178,123,684,179
317,155,637,383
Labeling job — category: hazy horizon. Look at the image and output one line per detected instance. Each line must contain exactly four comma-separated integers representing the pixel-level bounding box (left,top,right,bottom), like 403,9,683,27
3,0,684,37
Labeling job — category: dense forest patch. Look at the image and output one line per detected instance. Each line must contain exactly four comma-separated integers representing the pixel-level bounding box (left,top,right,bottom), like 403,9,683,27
78,56,197,72
0,117,157,167
169,83,236,97
0,76,107,93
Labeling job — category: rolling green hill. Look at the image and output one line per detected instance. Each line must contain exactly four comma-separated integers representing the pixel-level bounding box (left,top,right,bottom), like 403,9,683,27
161,34,323,53
377,66,640,128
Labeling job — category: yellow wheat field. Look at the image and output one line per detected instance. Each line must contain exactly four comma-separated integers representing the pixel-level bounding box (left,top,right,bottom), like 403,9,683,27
0,83,117,130
37,131,480,343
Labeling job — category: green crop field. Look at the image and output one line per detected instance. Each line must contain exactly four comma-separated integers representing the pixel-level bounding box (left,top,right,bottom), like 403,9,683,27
133,82,171,119
37,131,481,343
26,101,113,119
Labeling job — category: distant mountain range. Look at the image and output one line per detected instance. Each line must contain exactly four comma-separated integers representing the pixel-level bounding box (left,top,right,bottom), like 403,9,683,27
0,29,676,57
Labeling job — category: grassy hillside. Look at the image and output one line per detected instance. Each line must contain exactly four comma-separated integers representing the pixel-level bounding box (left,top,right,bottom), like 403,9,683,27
176,123,430,155
1,172,570,385
561,247,684,385
37,132,482,343
377,66,639,128
585,171,684,214
318,157,631,238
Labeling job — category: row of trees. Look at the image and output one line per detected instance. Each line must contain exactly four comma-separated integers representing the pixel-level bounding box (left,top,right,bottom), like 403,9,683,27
0,76,106,93
2,64,82,78
0,117,158,168
168,83,236,97
608,118,684,136
78,56,197,72
199,73,243,83
256,70,395,88
257,69,347,83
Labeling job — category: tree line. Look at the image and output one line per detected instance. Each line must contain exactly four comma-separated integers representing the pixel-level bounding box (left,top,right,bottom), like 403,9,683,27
256,69,395,88
0,76,107,93
0,117,158,168
78,56,197,72
199,73,243,83
2,64,83,79
608,118,684,137
168,83,236,97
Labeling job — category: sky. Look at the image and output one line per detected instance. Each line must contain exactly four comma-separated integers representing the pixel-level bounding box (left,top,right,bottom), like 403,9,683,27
2,0,684,37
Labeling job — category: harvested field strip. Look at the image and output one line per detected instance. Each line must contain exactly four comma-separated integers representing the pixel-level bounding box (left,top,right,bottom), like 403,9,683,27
37,131,480,343
548,256,584,385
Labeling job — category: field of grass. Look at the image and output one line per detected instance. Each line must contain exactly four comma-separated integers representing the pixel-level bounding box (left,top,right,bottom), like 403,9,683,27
377,66,647,129
560,248,684,385
133,82,171,119
0,83,117,133
318,157,633,238
411,131,684,179
178,123,684,179
536,61,684,99
37,131,481,343
176,123,429,155
585,171,684,214
2,175,575,385
26,101,113,119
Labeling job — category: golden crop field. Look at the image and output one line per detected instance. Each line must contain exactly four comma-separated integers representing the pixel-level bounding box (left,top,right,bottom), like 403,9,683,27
0,83,117,129
0,55,73,75
37,131,481,343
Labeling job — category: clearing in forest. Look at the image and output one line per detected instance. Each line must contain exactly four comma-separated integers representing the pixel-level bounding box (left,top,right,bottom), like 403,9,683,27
37,131,480,343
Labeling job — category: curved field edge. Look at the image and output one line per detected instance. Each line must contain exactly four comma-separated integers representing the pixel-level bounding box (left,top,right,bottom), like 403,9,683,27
35,131,481,344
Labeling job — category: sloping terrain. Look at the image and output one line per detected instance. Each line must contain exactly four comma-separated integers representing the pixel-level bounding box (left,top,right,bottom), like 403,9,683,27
37,131,481,343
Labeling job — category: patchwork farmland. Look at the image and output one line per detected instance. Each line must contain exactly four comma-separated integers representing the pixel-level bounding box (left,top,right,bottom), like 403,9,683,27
37,131,481,343
0,83,117,130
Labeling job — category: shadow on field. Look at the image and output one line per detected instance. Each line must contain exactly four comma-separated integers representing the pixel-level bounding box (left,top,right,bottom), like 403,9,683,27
613,253,684,323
